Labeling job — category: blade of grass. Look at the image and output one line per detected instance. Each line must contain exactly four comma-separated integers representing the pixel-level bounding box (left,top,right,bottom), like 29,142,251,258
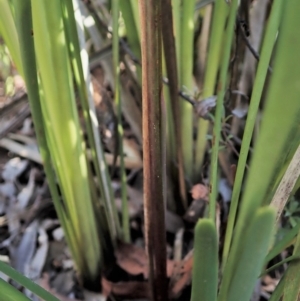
0,261,60,301
260,255,300,277
112,0,130,242
191,219,218,301
265,222,300,264
0,278,30,301
31,0,103,285
62,0,121,245
209,0,238,222
283,232,300,301
161,0,187,208
218,207,276,301
220,0,300,296
180,0,196,180
228,0,300,247
195,0,228,176
0,278,32,301
222,0,283,269
12,0,80,270
119,1,140,61
171,0,181,72
0,0,23,75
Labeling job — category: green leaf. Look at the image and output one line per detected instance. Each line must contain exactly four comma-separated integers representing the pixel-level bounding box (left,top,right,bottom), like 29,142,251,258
283,232,300,300
191,219,218,301
0,261,60,301
219,207,276,301
0,278,31,301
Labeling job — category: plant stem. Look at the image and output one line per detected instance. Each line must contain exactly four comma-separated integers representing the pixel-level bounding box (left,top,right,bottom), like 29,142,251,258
138,0,167,300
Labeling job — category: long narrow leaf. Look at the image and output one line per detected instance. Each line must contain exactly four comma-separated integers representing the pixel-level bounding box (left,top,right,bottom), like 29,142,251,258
112,0,130,242
31,0,102,284
222,0,283,268
195,0,228,173
0,278,32,301
0,261,60,301
0,0,23,74
218,207,275,301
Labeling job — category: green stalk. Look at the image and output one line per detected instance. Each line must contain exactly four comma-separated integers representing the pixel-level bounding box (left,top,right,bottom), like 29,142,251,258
0,0,23,75
112,0,130,242
221,0,283,269
209,0,238,221
171,0,181,71
119,0,141,82
62,0,121,244
12,0,79,270
283,232,300,300
162,0,187,208
261,255,300,277
219,0,300,297
31,0,102,285
119,1,140,60
265,222,300,264
195,0,228,177
180,0,196,180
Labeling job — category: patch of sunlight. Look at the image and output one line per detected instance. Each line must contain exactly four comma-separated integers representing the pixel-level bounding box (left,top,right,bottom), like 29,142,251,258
90,109,99,127
100,159,106,172
67,119,79,148
84,16,95,28
79,152,88,178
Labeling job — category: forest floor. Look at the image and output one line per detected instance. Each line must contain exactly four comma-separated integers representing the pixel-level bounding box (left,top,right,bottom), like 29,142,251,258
0,65,288,301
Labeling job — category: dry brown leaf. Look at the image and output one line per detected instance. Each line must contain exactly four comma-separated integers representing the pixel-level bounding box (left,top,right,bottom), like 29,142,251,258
111,281,149,299
115,242,148,277
169,251,193,298
190,184,208,200
102,277,150,299
115,242,174,279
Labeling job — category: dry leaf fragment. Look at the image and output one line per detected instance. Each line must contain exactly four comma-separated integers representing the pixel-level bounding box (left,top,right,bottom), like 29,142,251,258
102,277,150,299
115,241,174,279
169,251,193,298
115,242,148,277
190,184,208,200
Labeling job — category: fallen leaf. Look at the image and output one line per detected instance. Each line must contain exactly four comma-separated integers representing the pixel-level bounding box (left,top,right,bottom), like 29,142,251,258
115,241,174,279
190,184,208,200
102,277,150,299
115,241,148,278
169,250,193,298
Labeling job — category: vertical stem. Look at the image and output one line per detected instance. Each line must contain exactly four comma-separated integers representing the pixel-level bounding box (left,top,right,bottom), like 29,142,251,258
112,0,130,242
195,0,228,178
162,0,187,209
138,0,167,300
209,0,239,222
180,0,196,180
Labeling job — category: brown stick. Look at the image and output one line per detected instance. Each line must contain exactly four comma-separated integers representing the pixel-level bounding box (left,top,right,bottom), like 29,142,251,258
138,0,167,301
